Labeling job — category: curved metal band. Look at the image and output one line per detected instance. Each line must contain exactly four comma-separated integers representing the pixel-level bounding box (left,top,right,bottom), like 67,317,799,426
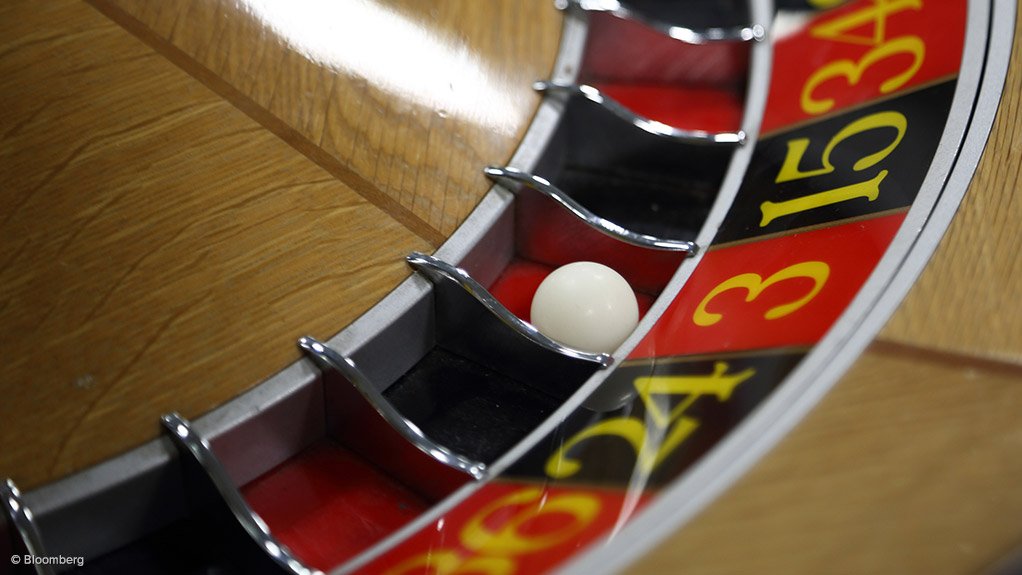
535,81,747,145
406,252,615,368
556,0,765,43
160,413,320,575
297,336,488,479
1,479,53,575
484,166,700,255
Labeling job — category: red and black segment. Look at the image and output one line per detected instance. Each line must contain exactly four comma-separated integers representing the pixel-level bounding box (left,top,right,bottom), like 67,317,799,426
481,0,760,328
491,230,669,325
714,0,967,243
579,0,751,135
635,212,904,357
716,80,954,244
243,441,431,572
354,480,653,575
16,0,990,574
502,351,805,488
762,0,965,134
351,0,979,571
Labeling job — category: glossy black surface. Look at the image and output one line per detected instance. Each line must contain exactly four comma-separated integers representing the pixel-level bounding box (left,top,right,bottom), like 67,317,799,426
506,351,806,487
69,519,242,575
718,80,957,243
533,96,731,240
385,348,562,465
625,0,750,29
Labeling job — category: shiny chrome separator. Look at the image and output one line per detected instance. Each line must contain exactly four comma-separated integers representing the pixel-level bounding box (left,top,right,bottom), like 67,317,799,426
534,81,747,144
557,0,765,43
1,479,53,575
406,252,614,367
160,413,319,575
484,166,700,254
20,354,321,564
333,1,764,571
297,336,487,479
560,0,1010,572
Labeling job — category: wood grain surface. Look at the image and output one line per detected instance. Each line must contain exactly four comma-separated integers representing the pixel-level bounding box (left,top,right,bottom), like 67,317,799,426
0,0,560,489
2,0,1018,573
630,8,1022,575
95,0,562,241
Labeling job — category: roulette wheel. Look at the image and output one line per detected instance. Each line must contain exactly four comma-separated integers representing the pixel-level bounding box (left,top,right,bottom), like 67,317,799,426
1,0,1019,573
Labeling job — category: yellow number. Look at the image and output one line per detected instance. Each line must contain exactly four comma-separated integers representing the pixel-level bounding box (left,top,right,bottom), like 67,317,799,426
384,550,514,575
385,487,601,574
634,361,753,428
811,0,922,46
763,110,904,226
808,0,846,8
801,36,925,115
775,111,906,183
546,418,650,479
693,262,830,327
545,363,755,479
761,171,886,226
461,488,601,555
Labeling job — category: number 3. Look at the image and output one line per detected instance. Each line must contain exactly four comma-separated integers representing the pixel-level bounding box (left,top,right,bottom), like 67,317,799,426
693,261,831,327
